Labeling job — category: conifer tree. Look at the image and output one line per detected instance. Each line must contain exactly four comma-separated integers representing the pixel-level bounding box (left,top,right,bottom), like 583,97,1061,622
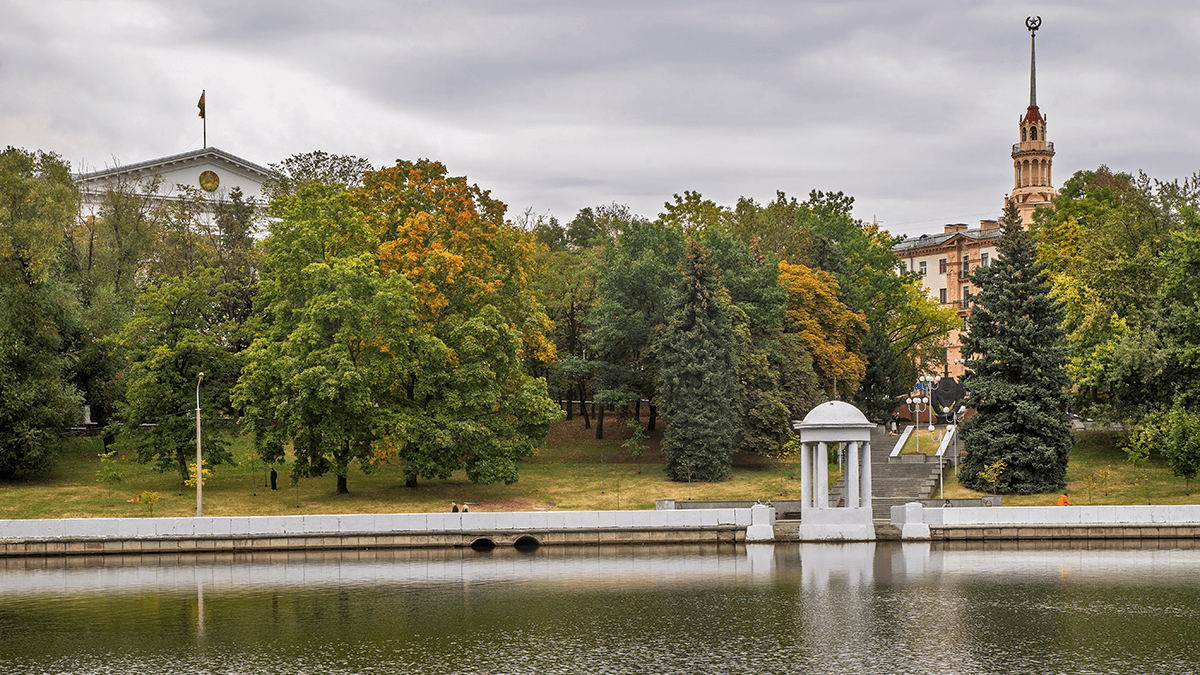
959,199,1072,494
656,240,740,482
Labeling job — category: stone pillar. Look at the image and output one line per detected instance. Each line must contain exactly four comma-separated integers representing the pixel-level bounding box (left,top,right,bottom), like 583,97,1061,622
860,441,872,510
846,441,860,509
816,442,829,508
800,442,812,509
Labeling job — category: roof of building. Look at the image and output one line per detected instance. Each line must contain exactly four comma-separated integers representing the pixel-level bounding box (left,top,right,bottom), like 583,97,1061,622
73,146,275,186
891,226,1002,254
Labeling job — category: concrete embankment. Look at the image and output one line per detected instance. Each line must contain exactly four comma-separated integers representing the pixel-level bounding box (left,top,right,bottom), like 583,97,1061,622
0,509,758,558
893,503,1200,541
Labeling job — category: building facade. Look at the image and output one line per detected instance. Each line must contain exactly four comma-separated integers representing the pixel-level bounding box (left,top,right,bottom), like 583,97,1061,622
74,146,274,217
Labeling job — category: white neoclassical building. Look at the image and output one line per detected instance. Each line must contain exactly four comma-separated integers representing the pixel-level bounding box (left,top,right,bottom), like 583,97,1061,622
74,146,274,216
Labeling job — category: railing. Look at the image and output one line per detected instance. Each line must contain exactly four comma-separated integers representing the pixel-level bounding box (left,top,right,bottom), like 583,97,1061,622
1012,141,1054,154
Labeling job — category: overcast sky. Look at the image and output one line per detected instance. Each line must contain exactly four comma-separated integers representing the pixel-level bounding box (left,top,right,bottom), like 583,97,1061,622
3,1,1197,238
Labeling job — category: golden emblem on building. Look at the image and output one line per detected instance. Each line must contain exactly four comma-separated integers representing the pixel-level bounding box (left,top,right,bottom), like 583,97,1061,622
199,170,220,192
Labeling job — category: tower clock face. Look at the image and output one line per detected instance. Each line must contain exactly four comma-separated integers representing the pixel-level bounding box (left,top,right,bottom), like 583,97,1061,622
199,170,220,192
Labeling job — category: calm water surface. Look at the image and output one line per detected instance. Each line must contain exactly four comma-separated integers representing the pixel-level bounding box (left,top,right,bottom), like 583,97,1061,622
2,541,1199,674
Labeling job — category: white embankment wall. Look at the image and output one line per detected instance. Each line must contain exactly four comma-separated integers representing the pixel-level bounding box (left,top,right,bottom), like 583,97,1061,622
0,509,753,539
892,503,1200,540
1,508,775,557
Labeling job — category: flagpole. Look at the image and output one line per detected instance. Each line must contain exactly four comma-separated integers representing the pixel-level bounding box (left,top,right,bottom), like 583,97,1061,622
198,89,206,148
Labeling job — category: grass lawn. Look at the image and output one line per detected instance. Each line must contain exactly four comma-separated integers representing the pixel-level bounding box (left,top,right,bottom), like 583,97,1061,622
939,429,1200,506
0,417,812,519
897,428,951,455
3,423,1196,520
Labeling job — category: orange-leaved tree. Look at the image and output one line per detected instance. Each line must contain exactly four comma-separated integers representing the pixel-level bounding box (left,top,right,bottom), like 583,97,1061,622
778,260,868,400
352,160,561,487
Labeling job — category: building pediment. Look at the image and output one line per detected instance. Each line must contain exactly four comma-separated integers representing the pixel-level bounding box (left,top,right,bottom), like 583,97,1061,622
74,147,275,205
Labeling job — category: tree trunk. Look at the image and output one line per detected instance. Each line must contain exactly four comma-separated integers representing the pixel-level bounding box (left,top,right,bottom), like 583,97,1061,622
565,388,574,420
406,476,418,488
596,403,605,440
336,474,349,494
580,383,591,429
635,398,641,421
648,403,657,431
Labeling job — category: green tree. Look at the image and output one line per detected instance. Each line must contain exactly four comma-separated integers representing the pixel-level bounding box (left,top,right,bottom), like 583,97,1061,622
1032,167,1200,419
656,240,740,482
0,148,82,479
588,219,687,435
357,160,562,486
116,269,236,485
959,199,1072,494
95,450,124,505
1158,403,1200,495
236,251,418,494
700,228,794,454
234,181,407,494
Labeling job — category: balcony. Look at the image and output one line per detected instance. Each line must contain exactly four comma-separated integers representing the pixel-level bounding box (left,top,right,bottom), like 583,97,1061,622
1012,141,1054,154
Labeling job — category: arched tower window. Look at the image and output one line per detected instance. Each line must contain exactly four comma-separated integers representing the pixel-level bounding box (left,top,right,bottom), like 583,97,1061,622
1030,126,1038,141
1022,128,1027,142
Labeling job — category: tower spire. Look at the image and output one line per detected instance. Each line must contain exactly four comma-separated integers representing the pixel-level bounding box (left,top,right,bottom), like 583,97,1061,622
1027,16,1040,107
1010,16,1053,227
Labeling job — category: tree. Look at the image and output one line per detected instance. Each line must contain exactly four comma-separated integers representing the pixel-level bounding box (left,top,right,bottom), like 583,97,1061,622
116,269,236,484
0,148,82,479
264,150,373,203
1152,403,1200,495
587,219,686,436
236,251,418,494
656,240,740,482
234,181,408,494
355,160,562,486
1031,167,1200,419
959,199,1072,494
700,228,794,454
778,260,868,399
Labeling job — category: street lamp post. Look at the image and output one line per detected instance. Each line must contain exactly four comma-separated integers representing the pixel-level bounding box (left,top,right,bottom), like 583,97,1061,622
196,372,204,518
905,394,928,454
919,375,942,431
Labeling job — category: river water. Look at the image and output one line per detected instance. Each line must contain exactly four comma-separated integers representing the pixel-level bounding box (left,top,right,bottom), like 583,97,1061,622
2,541,1198,674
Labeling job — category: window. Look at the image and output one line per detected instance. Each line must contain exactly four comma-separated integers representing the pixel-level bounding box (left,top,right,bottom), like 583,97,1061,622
1030,126,1038,140
939,258,947,274
919,261,927,275
962,254,970,275
962,285,970,305
1022,128,1027,142
939,288,947,304
981,252,989,268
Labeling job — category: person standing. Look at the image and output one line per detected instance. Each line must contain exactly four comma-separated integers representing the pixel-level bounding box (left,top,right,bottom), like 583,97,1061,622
450,501,459,512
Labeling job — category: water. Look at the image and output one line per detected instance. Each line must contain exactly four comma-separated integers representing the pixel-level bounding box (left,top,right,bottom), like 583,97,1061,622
2,541,1199,674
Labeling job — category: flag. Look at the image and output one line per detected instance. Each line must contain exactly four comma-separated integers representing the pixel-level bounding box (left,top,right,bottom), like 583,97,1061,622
197,91,205,119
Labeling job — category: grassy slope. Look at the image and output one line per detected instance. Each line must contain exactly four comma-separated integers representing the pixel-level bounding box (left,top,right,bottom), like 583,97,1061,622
0,417,804,519
2,423,1196,519
939,429,1198,505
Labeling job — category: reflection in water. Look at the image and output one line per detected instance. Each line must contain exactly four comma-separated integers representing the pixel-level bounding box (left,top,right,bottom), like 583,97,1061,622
1,541,1199,674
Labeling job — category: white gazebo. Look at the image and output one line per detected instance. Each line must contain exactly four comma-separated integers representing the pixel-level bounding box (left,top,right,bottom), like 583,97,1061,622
792,400,876,541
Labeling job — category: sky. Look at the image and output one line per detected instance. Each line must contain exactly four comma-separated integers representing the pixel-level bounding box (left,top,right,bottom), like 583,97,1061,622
3,1,1198,239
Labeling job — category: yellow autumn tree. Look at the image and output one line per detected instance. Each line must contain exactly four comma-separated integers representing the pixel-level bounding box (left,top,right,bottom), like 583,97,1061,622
355,159,555,363
778,260,868,399
348,159,562,487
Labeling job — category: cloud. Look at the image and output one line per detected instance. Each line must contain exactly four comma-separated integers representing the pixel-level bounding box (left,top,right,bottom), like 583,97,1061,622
3,1,1198,237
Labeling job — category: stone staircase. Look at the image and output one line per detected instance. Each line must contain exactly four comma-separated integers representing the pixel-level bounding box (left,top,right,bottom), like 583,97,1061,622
830,425,946,522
